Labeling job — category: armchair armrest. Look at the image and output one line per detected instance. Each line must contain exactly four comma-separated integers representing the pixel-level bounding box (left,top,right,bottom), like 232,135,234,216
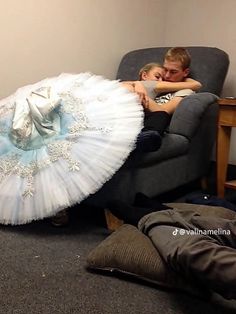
169,92,218,139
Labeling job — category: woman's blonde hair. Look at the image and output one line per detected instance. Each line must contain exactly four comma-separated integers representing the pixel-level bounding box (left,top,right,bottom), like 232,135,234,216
138,62,164,80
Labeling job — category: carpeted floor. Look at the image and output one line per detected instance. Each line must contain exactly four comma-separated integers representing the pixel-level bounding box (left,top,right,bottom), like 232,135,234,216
1,203,236,314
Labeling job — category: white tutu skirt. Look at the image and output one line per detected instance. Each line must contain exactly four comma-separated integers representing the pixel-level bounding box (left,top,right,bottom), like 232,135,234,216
0,73,143,224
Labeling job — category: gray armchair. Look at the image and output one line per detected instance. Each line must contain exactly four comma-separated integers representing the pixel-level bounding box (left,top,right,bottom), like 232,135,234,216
87,47,229,210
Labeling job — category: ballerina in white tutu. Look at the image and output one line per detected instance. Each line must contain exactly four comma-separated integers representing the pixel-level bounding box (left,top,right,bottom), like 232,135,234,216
0,72,144,225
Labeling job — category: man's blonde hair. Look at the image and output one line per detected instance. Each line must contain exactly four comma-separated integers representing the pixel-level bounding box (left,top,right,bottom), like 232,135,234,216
138,62,164,80
164,47,191,70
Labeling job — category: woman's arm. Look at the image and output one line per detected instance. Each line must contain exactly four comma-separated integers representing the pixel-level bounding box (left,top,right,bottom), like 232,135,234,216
121,81,149,105
154,78,202,94
121,81,135,92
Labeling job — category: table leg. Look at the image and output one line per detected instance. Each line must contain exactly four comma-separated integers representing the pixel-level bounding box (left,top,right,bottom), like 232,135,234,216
217,125,232,197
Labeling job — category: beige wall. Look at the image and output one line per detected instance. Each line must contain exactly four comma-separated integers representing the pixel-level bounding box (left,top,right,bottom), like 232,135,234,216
0,0,165,98
162,0,236,164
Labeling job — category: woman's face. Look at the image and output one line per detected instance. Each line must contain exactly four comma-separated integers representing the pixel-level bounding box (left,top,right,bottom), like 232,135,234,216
141,66,165,81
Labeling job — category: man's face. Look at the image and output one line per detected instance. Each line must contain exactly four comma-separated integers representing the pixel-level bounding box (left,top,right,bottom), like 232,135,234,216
163,60,189,82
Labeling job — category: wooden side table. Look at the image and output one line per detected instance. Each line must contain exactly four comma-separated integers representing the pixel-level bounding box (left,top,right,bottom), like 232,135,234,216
217,98,236,197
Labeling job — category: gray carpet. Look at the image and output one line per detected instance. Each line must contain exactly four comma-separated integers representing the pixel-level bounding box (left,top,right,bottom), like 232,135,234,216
0,205,236,314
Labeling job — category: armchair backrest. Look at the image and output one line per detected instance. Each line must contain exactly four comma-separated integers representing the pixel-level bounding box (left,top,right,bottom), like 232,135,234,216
116,47,229,96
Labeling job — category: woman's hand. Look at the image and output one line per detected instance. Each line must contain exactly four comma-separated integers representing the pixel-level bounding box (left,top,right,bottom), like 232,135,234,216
133,81,149,106
121,80,149,107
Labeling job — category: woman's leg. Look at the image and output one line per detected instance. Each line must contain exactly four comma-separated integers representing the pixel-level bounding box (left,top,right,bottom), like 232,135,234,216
144,111,171,134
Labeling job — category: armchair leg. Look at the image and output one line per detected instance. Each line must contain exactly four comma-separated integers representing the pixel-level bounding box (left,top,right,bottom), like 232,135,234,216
104,209,123,231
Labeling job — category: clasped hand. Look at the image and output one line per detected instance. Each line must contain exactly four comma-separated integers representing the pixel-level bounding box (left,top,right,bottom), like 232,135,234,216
132,81,149,109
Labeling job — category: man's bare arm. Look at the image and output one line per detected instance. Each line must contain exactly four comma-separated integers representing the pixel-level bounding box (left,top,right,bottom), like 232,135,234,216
154,79,202,94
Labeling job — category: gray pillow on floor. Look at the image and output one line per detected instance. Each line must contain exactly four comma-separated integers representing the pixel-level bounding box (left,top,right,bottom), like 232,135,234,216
87,224,205,298
86,203,236,298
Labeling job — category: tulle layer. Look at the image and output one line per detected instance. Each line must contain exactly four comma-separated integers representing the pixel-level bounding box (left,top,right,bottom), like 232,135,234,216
0,73,144,224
